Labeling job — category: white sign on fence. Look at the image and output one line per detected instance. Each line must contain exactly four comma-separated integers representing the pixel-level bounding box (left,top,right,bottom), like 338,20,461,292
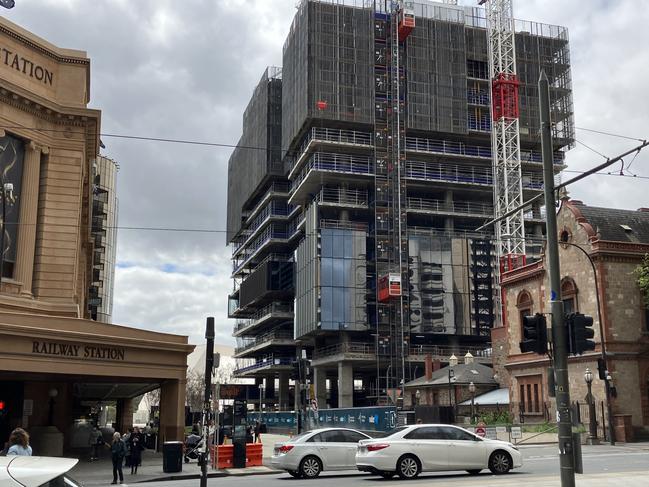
485,427,498,439
496,426,507,434
511,426,523,439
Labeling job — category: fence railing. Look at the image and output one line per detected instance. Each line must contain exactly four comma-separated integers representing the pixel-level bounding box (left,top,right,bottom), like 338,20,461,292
407,197,493,217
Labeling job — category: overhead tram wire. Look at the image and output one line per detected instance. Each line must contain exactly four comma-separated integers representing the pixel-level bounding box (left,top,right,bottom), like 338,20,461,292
0,123,645,163
476,139,649,233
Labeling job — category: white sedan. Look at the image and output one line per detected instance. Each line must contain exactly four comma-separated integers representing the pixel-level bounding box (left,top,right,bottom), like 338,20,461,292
0,456,80,487
356,424,522,479
271,427,371,478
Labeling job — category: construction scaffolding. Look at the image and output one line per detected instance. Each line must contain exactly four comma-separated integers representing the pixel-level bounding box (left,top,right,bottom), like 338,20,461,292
227,0,575,407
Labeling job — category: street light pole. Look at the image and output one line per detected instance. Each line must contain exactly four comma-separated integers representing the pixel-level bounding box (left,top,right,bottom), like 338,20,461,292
560,239,615,445
448,369,455,412
469,382,476,423
584,368,598,444
540,71,576,487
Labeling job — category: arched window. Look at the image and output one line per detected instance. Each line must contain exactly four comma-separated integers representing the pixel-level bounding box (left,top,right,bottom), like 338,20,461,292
517,291,533,352
561,278,578,314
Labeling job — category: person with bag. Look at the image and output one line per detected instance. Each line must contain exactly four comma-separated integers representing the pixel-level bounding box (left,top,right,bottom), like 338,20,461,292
110,432,126,484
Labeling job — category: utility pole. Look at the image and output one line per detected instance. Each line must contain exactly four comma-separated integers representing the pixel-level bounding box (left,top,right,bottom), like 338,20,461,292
539,71,575,487
201,317,215,487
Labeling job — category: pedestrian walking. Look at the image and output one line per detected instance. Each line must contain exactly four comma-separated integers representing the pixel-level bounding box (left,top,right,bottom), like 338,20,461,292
89,426,104,461
128,427,145,475
110,432,126,484
122,427,133,468
6,428,32,456
254,421,262,444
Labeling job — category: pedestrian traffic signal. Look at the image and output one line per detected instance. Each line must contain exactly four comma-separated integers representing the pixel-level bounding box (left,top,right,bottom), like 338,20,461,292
520,313,548,354
567,312,596,355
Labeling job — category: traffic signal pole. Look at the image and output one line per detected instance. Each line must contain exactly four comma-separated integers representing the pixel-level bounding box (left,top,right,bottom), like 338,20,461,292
539,71,576,487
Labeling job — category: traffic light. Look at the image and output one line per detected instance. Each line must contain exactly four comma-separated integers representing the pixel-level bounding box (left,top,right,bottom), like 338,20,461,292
597,357,607,380
567,312,596,355
520,313,548,354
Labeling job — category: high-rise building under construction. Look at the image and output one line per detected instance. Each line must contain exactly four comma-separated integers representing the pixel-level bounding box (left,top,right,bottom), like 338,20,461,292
227,0,573,410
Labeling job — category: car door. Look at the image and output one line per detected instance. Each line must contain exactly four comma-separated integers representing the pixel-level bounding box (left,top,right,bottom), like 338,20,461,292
315,430,348,470
403,426,450,472
338,430,370,469
441,426,487,470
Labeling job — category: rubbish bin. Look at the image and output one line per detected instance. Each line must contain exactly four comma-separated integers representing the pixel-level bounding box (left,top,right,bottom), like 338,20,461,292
163,441,183,473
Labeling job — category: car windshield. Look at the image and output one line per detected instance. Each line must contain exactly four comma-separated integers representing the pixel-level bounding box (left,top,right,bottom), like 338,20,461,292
383,426,409,437
38,475,83,487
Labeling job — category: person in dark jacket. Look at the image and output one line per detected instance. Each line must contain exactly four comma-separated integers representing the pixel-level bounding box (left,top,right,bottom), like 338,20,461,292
110,432,126,484
128,427,145,474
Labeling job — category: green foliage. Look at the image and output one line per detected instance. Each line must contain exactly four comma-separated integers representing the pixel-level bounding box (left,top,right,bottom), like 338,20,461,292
473,410,512,425
635,254,649,307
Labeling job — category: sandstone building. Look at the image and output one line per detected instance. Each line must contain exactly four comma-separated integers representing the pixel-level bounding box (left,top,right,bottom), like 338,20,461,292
495,199,649,440
0,16,191,453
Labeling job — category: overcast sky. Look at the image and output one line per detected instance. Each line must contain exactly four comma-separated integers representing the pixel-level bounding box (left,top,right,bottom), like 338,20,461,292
3,0,647,347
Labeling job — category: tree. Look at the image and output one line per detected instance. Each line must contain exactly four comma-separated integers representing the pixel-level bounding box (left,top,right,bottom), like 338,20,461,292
635,254,649,307
186,370,205,412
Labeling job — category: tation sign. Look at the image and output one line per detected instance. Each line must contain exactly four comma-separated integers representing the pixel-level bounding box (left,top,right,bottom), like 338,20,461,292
32,340,125,361
0,47,54,86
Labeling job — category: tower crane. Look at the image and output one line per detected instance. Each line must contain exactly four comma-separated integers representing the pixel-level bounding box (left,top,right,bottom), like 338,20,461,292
479,0,526,324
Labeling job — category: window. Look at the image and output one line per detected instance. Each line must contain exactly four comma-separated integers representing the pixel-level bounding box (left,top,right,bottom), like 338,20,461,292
562,278,578,314
38,476,82,487
517,291,533,351
440,426,475,441
318,430,345,442
405,426,445,440
339,430,368,443
518,375,543,414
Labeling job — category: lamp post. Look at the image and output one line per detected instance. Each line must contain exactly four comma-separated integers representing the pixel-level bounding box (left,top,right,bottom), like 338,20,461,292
584,368,598,444
259,383,264,412
448,369,455,412
560,238,615,445
469,382,476,423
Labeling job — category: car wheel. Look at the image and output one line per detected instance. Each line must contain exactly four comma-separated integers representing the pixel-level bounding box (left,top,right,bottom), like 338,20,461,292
299,456,322,479
397,455,421,480
380,471,395,479
488,451,512,475
287,470,302,478
466,469,481,475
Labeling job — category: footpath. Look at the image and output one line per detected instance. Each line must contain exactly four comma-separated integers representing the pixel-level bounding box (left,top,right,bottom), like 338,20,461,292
69,435,649,486
69,434,288,485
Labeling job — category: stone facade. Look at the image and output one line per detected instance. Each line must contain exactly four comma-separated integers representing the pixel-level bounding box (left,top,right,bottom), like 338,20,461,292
0,16,193,448
495,199,649,431
0,16,100,317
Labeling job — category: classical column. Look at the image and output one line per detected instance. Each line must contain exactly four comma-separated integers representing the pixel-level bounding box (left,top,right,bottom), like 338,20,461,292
159,379,186,444
15,142,44,296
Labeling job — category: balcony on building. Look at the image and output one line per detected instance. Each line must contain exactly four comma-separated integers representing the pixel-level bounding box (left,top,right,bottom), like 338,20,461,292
407,197,494,219
232,302,294,338
288,127,374,181
233,354,294,377
289,152,374,206
233,330,295,358
406,345,492,365
311,341,377,367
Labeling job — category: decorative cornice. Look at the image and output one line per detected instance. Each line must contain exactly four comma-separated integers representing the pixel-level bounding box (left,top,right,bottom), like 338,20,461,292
501,260,545,286
0,24,89,66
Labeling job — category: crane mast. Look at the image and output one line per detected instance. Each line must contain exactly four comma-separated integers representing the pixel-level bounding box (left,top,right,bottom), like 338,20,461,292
481,0,526,284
